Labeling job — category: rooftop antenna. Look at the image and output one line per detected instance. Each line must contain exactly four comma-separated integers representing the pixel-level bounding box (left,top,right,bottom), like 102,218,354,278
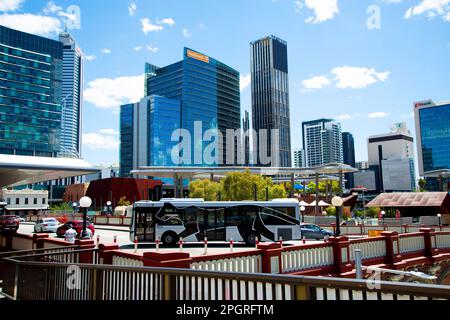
64,19,68,33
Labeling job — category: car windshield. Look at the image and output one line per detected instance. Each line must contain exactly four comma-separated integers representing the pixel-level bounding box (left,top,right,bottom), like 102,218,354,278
44,218,57,223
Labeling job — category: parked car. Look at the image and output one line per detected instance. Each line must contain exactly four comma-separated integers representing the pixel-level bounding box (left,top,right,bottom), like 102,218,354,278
0,215,20,233
16,216,25,223
34,217,60,233
301,223,333,240
56,220,95,238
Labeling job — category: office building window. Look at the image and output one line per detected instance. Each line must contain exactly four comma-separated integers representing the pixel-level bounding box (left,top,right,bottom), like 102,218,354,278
16,198,20,205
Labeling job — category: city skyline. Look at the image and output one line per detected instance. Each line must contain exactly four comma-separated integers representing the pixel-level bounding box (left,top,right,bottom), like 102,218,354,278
1,0,449,167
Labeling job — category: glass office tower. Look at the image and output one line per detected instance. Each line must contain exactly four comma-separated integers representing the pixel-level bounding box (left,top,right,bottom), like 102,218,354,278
59,32,83,158
120,104,134,177
0,25,63,157
342,132,356,189
250,35,292,167
145,47,240,166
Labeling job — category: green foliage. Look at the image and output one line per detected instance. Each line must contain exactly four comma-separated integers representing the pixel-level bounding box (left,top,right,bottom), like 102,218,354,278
418,178,427,192
118,197,131,206
325,206,336,216
188,170,287,201
51,202,73,211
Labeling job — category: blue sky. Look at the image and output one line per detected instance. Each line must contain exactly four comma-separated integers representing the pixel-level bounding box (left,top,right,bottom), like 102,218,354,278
1,0,449,167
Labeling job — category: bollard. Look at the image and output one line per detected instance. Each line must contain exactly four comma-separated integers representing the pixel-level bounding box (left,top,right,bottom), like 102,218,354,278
302,236,306,244
279,236,283,247
255,237,259,248
134,236,138,253
230,238,234,252
96,235,100,245
179,237,183,251
355,249,363,279
113,235,117,244
155,237,160,252
203,237,208,255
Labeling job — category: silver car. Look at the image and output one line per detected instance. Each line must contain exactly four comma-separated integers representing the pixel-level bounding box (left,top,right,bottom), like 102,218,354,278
34,218,60,233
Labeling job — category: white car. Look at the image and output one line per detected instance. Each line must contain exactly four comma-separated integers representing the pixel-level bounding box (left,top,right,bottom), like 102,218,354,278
34,218,60,233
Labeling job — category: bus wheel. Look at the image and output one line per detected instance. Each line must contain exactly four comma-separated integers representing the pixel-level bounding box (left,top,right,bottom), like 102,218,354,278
161,232,178,246
245,232,259,246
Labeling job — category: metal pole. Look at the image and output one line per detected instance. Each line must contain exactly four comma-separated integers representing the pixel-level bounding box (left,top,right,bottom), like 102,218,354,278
290,173,295,198
355,249,362,279
254,184,257,201
266,187,269,201
315,173,319,216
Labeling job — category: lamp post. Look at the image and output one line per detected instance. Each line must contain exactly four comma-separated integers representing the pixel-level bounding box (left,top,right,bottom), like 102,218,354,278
72,202,77,213
300,206,306,223
437,213,442,230
381,210,386,226
106,201,112,215
79,196,92,239
332,196,343,236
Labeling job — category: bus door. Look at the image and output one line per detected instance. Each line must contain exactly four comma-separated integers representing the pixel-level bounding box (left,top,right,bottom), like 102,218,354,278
205,208,225,241
135,210,155,241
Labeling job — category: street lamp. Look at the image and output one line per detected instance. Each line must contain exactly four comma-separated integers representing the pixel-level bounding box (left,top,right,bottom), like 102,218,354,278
300,206,306,223
437,214,442,229
381,210,386,226
106,201,112,215
79,196,92,239
72,202,78,213
332,196,344,236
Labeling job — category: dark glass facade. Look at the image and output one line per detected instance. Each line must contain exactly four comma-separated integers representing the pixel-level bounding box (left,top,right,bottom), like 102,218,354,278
145,48,240,166
250,35,292,167
120,104,134,177
0,25,63,157
419,103,450,172
342,132,355,189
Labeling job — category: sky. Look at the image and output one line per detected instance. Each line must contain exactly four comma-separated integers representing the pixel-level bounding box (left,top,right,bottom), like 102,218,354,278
0,0,449,168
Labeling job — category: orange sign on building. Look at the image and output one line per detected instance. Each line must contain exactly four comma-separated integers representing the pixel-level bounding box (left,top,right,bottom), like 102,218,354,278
186,49,210,63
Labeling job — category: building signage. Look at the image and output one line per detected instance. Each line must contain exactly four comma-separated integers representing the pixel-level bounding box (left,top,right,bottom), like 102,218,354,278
186,49,209,63
414,101,433,108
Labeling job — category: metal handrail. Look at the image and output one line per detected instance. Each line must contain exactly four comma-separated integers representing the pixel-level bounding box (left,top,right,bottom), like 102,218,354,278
3,255,450,299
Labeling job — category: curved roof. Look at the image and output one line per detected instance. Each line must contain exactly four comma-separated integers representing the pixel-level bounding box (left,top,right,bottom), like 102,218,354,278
0,154,98,187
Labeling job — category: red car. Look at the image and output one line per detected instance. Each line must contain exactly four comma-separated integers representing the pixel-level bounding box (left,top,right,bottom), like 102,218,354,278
0,215,20,233
56,220,95,238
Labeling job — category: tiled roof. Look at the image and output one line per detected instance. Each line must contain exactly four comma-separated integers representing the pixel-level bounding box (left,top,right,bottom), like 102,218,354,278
366,192,449,208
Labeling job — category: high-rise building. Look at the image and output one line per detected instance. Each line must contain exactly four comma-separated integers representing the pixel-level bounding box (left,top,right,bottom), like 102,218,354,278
293,149,305,168
120,48,240,177
250,35,292,167
59,32,83,158
242,110,251,166
0,25,63,157
414,99,450,191
302,119,343,167
367,122,416,191
356,161,369,170
342,132,356,189
414,99,450,175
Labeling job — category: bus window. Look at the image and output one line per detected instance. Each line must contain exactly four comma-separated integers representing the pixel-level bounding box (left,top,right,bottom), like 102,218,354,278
241,206,257,223
226,207,241,226
273,207,295,218
261,207,298,225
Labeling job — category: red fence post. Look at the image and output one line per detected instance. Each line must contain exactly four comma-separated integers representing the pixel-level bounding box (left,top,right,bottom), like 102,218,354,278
143,251,191,268
420,228,439,258
32,233,49,249
98,243,120,264
329,236,352,275
381,231,402,267
75,239,96,263
257,242,283,274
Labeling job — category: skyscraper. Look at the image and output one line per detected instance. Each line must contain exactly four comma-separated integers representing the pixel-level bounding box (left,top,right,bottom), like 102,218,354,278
120,48,241,177
293,149,305,168
302,119,343,167
0,25,63,157
250,35,292,167
342,132,355,189
414,99,450,190
59,32,83,158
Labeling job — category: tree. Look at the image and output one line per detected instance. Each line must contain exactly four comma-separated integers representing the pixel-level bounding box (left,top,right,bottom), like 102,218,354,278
189,179,220,201
418,178,427,192
118,197,131,206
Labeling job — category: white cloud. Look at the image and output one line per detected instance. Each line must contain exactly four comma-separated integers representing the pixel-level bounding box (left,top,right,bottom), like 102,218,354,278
0,14,62,36
84,74,144,109
405,0,450,21
141,18,163,34
147,45,159,53
43,1,62,14
134,46,143,51
128,2,137,16
101,48,112,54
182,28,192,38
332,66,390,89
157,17,175,26
302,75,332,90
335,114,354,121
83,129,119,150
240,73,251,91
368,112,391,119
85,55,97,62
296,0,340,23
382,0,403,3
0,0,24,11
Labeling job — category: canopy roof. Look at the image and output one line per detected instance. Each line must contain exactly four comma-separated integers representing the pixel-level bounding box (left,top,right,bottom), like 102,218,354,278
0,154,98,188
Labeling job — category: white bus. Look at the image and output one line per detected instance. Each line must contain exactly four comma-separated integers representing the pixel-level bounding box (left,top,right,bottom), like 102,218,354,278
130,198,301,245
